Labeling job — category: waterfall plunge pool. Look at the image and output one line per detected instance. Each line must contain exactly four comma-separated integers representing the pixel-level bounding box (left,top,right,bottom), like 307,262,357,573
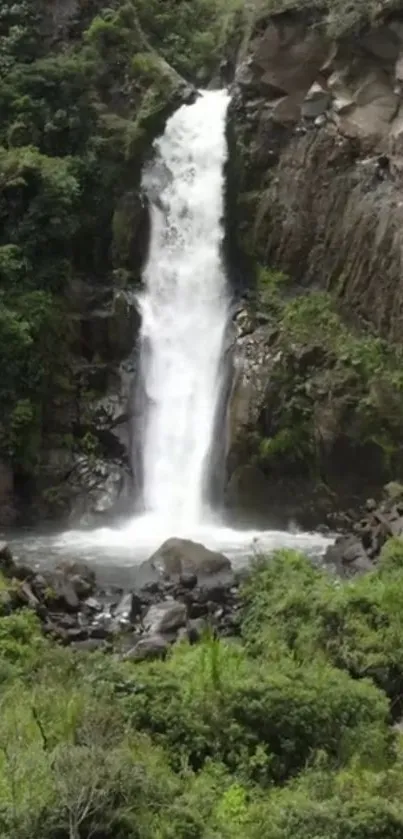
8,516,334,587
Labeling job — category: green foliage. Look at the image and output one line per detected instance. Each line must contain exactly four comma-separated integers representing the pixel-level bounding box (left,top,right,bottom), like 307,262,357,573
118,634,391,784
135,0,244,81
3,544,403,837
254,282,403,479
241,547,403,704
256,267,287,312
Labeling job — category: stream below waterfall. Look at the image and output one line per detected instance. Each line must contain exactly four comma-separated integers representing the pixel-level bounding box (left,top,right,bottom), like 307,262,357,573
7,90,333,583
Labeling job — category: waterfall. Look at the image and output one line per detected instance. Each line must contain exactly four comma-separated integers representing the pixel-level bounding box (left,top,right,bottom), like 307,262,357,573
30,89,333,565
135,90,231,528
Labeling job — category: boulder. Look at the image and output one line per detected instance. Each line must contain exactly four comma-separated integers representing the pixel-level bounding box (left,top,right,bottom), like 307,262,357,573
125,634,169,661
141,538,232,587
187,617,209,643
143,600,187,635
56,560,96,590
0,542,15,577
18,581,40,610
301,84,330,118
46,571,80,613
179,571,198,590
324,535,373,576
113,592,143,624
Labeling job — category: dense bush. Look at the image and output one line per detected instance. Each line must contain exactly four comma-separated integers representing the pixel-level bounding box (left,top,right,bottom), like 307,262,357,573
252,273,403,480
1,544,403,837
241,545,403,704
118,637,392,783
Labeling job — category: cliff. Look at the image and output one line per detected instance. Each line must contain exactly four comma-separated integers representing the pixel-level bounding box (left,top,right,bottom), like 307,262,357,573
226,2,403,526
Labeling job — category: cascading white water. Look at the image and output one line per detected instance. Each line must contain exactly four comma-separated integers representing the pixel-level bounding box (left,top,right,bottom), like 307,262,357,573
137,90,231,527
24,90,333,568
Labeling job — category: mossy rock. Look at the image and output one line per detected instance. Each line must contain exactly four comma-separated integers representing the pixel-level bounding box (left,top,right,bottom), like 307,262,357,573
112,190,149,276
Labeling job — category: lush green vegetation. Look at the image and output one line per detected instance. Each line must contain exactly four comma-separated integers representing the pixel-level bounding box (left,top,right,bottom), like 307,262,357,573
2,541,403,837
251,270,403,482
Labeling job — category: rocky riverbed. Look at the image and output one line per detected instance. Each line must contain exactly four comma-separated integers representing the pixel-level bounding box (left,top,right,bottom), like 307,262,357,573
2,483,403,660
0,537,244,659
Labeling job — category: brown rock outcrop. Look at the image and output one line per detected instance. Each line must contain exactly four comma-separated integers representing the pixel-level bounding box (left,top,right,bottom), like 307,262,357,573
229,10,403,341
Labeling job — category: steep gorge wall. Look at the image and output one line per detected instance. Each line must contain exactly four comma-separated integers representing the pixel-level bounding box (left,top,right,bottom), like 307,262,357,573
225,6,403,526
230,9,403,338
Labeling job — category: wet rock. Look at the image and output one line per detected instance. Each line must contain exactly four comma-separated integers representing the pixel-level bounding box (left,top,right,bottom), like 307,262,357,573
67,456,130,525
143,600,187,635
69,574,94,599
125,634,169,661
65,627,90,643
324,535,373,575
30,574,49,600
302,83,331,118
48,571,80,613
84,596,103,612
48,613,77,630
0,542,15,576
56,561,96,591
179,571,198,590
200,582,232,604
187,602,209,620
113,592,142,624
12,563,34,581
18,581,40,610
187,617,208,643
141,538,232,587
88,625,111,640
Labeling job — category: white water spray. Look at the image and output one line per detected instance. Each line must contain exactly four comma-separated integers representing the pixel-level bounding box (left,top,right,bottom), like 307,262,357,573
137,90,230,527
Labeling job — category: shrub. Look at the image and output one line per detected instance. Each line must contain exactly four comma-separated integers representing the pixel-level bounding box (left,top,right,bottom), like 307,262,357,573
120,635,391,783
242,549,403,705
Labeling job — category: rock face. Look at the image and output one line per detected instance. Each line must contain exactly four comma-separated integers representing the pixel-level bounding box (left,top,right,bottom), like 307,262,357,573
323,482,403,575
230,11,403,341
224,8,403,523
